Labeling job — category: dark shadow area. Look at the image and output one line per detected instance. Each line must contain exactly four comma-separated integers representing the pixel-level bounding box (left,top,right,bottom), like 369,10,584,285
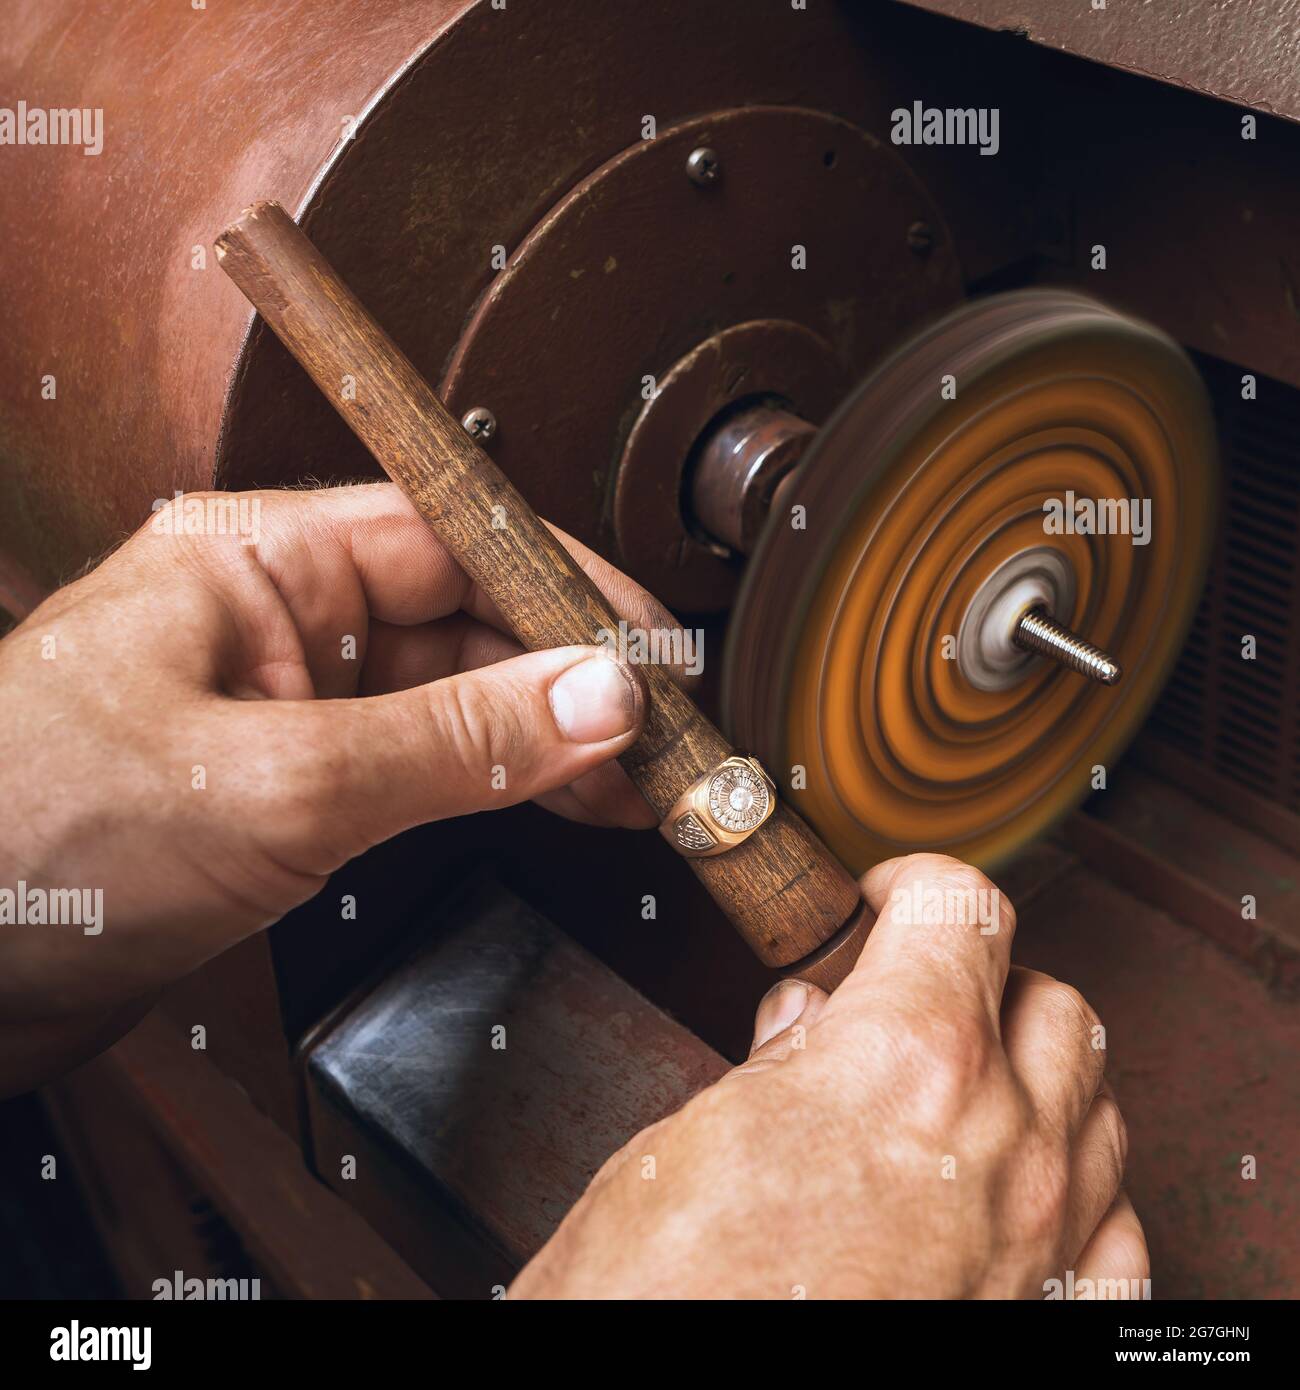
0,1094,120,1300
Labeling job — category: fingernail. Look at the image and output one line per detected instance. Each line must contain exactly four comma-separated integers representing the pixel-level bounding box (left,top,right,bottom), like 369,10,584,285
751,979,811,1053
550,654,641,743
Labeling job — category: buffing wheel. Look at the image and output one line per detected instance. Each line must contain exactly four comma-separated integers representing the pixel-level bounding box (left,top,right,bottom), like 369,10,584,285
723,290,1218,874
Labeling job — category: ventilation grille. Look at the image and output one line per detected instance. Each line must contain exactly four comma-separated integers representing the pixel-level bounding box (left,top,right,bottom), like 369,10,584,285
1148,355,1300,811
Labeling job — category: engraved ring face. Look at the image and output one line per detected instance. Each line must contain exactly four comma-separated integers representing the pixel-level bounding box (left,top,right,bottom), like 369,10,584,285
707,763,770,834
661,755,778,858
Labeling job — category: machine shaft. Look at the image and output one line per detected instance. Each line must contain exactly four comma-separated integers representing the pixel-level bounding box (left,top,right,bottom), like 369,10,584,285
691,404,1126,690
1013,607,1122,685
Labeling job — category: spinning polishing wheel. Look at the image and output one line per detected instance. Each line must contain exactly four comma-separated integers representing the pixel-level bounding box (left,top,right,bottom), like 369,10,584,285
715,290,1217,874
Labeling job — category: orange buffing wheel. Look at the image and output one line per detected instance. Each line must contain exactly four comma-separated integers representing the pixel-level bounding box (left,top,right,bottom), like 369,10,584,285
723,290,1218,874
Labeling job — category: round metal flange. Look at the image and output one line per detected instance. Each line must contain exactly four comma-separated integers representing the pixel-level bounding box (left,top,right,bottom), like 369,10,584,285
615,319,844,609
723,289,1218,874
441,104,961,606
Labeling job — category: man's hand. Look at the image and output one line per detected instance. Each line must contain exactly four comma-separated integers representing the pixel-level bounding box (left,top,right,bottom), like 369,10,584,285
512,853,1146,1300
0,483,677,1094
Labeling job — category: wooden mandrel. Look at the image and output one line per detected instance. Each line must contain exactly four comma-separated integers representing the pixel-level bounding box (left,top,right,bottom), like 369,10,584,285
214,201,870,988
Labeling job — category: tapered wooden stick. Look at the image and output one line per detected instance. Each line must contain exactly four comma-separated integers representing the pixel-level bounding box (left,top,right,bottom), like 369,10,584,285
215,201,867,978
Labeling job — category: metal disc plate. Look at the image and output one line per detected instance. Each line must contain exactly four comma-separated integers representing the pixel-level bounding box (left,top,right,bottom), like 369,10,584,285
440,104,961,604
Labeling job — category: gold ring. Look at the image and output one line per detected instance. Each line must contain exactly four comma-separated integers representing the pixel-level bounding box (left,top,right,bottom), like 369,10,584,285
660,754,778,858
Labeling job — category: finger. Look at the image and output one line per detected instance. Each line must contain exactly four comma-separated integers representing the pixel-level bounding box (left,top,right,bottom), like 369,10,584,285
532,523,703,694
253,482,477,626
751,978,830,1053
147,484,464,701
249,484,487,698
357,615,519,696
729,978,830,1077
531,785,616,827
847,853,1017,1028
1072,1190,1149,1298
1001,966,1107,1137
1064,1083,1129,1267
557,761,658,829
121,485,452,701
527,764,658,829
361,620,657,828
249,645,646,869
245,485,698,696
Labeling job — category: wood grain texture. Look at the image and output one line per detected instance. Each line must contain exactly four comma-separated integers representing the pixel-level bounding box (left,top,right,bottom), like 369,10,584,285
782,902,873,994
215,201,861,970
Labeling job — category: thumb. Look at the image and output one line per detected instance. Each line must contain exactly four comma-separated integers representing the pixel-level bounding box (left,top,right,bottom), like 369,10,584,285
265,645,647,859
730,977,831,1076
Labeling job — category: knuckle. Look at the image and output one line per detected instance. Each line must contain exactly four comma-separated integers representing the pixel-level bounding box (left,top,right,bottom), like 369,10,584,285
1025,975,1108,1120
894,854,1017,936
912,1006,991,1066
217,723,346,875
434,676,521,778
878,1006,998,1133
1041,978,1108,1093
1014,1138,1072,1248
138,488,255,575
967,1077,1038,1169
144,488,214,533
1093,1093,1129,1173
899,853,994,892
899,853,994,891
1040,978,1102,1039
269,744,350,852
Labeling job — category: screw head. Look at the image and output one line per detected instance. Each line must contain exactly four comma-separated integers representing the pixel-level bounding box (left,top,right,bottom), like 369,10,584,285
461,406,497,443
686,146,721,187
